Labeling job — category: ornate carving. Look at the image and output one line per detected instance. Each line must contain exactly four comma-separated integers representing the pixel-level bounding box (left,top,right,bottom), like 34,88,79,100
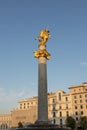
34,49,50,60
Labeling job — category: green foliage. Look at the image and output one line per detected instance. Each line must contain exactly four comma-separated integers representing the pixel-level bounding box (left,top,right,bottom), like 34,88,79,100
18,122,23,128
66,116,76,130
79,116,87,129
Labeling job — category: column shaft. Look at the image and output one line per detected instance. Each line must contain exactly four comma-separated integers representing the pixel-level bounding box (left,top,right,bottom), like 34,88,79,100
38,57,48,122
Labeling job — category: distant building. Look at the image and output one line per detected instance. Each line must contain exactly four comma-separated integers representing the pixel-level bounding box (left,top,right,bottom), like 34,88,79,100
11,97,38,127
0,82,87,129
0,114,11,130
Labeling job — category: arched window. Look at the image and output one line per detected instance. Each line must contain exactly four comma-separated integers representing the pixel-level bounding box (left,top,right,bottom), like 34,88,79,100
59,93,61,101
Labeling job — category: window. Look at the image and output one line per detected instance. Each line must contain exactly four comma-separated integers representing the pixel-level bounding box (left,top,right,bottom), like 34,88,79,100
24,103,26,109
53,98,56,103
81,111,83,115
59,93,61,101
80,105,83,109
60,119,62,123
80,100,82,103
3,124,5,129
85,94,87,98
59,105,62,109
76,117,78,121
20,104,22,109
5,124,8,129
79,89,81,91
74,96,77,99
53,105,56,110
27,103,29,108
75,106,77,109
27,106,29,108
53,119,56,124
60,119,62,127
1,124,2,129
85,99,87,102
75,111,78,115
66,104,68,109
53,112,56,117
66,97,68,101
66,111,69,117
74,89,76,92
53,98,55,102
79,95,82,98
60,112,62,117
75,100,77,103
31,102,33,104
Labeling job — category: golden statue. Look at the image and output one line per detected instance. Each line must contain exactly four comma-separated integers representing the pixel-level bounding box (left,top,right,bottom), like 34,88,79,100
34,29,51,60
37,29,50,45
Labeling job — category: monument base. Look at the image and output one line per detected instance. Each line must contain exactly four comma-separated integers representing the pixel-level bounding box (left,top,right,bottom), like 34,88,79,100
16,124,68,130
35,119,51,125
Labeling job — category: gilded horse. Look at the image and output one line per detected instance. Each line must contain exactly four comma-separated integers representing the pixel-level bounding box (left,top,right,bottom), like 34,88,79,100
37,29,50,45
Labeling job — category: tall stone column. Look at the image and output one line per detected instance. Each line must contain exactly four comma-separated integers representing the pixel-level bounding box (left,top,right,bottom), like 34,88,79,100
34,29,51,124
38,45,48,122
16,29,60,130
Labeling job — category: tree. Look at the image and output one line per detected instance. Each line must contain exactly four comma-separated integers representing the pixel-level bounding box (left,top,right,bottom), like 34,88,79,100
66,116,76,130
78,116,87,130
18,122,23,128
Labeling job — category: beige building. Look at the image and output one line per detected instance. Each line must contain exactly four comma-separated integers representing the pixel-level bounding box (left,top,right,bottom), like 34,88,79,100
69,82,87,119
0,82,87,129
11,97,38,127
0,114,12,130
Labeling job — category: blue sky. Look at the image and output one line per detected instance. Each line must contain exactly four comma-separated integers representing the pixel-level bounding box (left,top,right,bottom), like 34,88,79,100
0,0,87,113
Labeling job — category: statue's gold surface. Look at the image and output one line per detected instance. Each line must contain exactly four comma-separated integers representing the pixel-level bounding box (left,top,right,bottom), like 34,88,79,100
34,49,50,60
37,29,50,45
34,29,51,60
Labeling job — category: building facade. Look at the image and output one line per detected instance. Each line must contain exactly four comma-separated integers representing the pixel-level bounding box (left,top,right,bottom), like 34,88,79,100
0,114,12,130
0,82,87,129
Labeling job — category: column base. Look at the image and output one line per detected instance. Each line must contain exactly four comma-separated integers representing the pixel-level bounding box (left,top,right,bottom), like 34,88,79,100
16,123,69,130
35,119,51,125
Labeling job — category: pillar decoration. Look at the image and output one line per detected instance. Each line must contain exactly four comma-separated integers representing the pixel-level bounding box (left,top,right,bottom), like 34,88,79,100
34,29,51,124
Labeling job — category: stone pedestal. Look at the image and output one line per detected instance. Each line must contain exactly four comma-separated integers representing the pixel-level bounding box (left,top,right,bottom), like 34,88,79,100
16,124,68,130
